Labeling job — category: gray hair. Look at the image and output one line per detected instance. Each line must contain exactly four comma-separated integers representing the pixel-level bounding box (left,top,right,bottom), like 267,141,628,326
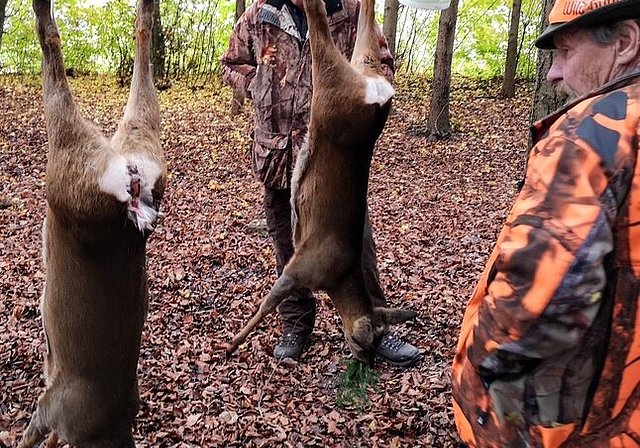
589,19,640,46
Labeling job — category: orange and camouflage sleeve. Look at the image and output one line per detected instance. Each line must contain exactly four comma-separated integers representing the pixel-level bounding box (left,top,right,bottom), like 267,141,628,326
452,69,640,448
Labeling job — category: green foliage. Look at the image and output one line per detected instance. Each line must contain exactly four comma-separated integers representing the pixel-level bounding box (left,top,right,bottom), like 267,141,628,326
455,0,541,78
161,0,236,84
395,0,542,79
2,0,39,73
1,0,542,79
336,358,379,411
0,0,234,80
395,8,440,73
96,0,137,78
1,0,135,74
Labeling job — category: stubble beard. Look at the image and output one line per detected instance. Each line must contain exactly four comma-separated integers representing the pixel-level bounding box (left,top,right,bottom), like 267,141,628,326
555,82,575,104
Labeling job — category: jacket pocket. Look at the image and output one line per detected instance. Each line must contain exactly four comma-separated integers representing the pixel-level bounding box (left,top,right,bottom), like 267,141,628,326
251,128,291,189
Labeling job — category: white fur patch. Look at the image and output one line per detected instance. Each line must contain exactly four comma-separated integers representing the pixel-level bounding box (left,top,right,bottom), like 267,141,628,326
290,134,310,228
363,76,395,106
41,218,48,264
99,154,163,201
99,154,131,202
99,153,163,231
131,200,158,232
291,135,310,202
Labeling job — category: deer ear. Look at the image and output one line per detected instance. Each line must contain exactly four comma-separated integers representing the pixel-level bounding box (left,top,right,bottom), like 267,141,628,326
374,307,417,325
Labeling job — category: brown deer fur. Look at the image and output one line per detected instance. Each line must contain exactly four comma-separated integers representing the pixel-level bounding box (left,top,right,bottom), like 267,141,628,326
18,0,165,446
226,0,415,365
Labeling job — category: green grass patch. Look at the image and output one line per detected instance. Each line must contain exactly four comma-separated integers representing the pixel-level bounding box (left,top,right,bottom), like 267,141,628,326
336,359,379,411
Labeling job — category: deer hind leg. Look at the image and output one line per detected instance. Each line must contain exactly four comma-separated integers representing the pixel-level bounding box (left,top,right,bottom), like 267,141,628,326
226,272,300,355
111,0,165,233
33,0,65,93
303,0,331,45
351,0,394,106
303,0,354,89
351,0,382,73
120,0,159,132
33,0,81,137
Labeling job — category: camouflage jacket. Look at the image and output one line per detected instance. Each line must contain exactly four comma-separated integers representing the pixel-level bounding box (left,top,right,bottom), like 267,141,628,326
220,0,394,189
452,68,640,447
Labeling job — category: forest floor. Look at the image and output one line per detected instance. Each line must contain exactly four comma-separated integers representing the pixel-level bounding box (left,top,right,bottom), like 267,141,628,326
0,73,531,447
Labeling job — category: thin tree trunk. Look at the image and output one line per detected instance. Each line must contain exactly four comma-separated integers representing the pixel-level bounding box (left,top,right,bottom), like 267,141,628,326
530,0,564,124
0,0,8,56
152,0,166,82
528,0,565,155
230,0,247,116
383,0,399,56
501,0,522,98
426,0,458,140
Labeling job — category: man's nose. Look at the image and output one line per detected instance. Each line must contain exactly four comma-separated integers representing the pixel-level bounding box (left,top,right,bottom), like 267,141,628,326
546,58,563,84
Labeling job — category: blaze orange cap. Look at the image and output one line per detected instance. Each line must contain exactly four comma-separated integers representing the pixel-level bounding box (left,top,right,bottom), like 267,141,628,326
535,0,640,49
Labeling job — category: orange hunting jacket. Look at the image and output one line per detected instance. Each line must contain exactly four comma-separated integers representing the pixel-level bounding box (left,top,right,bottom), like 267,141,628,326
452,68,640,448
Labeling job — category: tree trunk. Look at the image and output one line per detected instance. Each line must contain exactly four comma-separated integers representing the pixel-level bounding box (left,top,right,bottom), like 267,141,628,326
501,0,522,98
152,0,166,82
426,0,458,140
0,0,8,56
383,0,399,57
530,0,564,124
230,0,247,116
528,0,565,155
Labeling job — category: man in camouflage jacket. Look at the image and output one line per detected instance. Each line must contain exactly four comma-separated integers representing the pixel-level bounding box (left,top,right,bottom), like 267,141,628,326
220,0,420,366
452,0,640,446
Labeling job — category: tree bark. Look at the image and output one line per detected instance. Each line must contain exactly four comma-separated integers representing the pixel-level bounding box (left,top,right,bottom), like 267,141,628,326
426,0,458,140
230,0,247,116
382,0,399,57
152,0,166,82
501,0,522,98
530,0,564,124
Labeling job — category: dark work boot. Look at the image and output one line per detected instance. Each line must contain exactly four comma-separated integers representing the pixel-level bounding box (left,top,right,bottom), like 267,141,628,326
376,332,422,367
274,332,310,361
274,290,315,361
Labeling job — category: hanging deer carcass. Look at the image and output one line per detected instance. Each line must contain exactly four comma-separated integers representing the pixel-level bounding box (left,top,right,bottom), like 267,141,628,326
226,0,416,365
18,0,166,446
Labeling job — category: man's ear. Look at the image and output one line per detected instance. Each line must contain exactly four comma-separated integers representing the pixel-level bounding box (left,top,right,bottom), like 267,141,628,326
616,19,640,66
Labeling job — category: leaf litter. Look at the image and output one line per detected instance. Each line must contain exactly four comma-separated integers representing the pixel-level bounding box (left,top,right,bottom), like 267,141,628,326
0,74,530,447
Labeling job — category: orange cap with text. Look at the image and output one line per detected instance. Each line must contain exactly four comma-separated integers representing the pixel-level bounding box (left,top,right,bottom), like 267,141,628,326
535,0,640,49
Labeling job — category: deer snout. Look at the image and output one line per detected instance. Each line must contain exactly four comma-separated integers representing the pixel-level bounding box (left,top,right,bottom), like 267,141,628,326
346,307,418,365
346,315,379,366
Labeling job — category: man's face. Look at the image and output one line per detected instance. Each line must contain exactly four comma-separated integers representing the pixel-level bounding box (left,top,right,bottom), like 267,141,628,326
546,28,617,101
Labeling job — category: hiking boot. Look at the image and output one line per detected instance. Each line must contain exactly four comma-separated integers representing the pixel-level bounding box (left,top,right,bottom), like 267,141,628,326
376,332,421,367
274,332,310,361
